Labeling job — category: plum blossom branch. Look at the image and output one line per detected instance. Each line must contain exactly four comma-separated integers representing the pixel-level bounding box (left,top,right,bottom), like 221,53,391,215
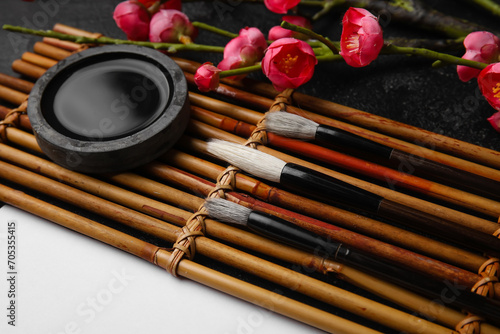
192,21,238,39
281,20,339,53
2,24,225,53
220,63,263,78
463,0,500,17
382,44,488,70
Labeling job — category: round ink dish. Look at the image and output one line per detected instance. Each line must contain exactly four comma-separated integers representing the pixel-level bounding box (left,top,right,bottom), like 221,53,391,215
28,45,190,173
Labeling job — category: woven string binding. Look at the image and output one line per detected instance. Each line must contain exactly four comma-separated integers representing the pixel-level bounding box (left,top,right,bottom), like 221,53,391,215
0,99,28,143
456,257,499,333
164,89,294,277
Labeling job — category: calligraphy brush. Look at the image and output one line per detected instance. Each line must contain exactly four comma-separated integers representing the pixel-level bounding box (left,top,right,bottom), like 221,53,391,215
264,111,500,199
205,197,500,324
206,139,500,257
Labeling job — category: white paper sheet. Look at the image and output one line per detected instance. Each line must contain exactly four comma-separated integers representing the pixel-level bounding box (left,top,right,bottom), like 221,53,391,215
0,205,325,334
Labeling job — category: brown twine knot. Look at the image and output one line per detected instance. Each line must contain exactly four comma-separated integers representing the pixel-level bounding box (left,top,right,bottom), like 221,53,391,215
270,88,294,112
166,210,207,277
456,257,500,333
473,258,500,297
0,99,28,143
456,315,484,334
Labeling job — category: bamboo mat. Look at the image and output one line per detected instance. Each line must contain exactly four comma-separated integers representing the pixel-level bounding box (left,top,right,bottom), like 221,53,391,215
0,23,500,334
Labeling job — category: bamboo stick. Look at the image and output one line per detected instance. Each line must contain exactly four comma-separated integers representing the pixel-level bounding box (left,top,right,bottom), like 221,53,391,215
52,23,103,39
21,51,58,69
11,59,46,80
0,155,457,334
0,73,34,94
184,72,500,184
141,159,488,273
43,37,83,51
0,84,28,105
191,105,500,210
3,127,40,153
33,41,72,60
44,23,103,51
0,107,31,131
0,183,373,334
175,57,500,170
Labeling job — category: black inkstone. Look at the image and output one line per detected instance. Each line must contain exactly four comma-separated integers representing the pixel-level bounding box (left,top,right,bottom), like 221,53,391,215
27,45,190,173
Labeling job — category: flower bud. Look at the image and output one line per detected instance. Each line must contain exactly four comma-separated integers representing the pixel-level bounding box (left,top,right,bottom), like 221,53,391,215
478,63,500,113
488,111,500,133
113,1,151,41
264,0,301,14
138,0,182,10
268,15,312,41
218,27,267,80
340,7,383,68
194,63,221,92
149,9,197,43
457,31,500,82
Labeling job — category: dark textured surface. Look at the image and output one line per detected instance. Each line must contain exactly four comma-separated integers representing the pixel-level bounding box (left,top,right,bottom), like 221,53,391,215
0,1,499,333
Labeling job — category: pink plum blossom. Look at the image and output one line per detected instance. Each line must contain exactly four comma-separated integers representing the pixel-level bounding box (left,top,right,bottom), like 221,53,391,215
262,38,317,91
194,63,221,92
268,15,312,41
457,31,500,82
340,7,384,67
264,0,301,14
113,1,151,41
218,27,267,80
149,9,197,43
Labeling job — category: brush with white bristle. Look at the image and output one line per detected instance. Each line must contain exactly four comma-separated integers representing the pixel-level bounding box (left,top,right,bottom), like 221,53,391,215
205,139,500,258
264,112,319,140
206,139,383,212
204,198,500,323
264,111,394,157
204,198,336,252
264,111,500,200
206,139,286,183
